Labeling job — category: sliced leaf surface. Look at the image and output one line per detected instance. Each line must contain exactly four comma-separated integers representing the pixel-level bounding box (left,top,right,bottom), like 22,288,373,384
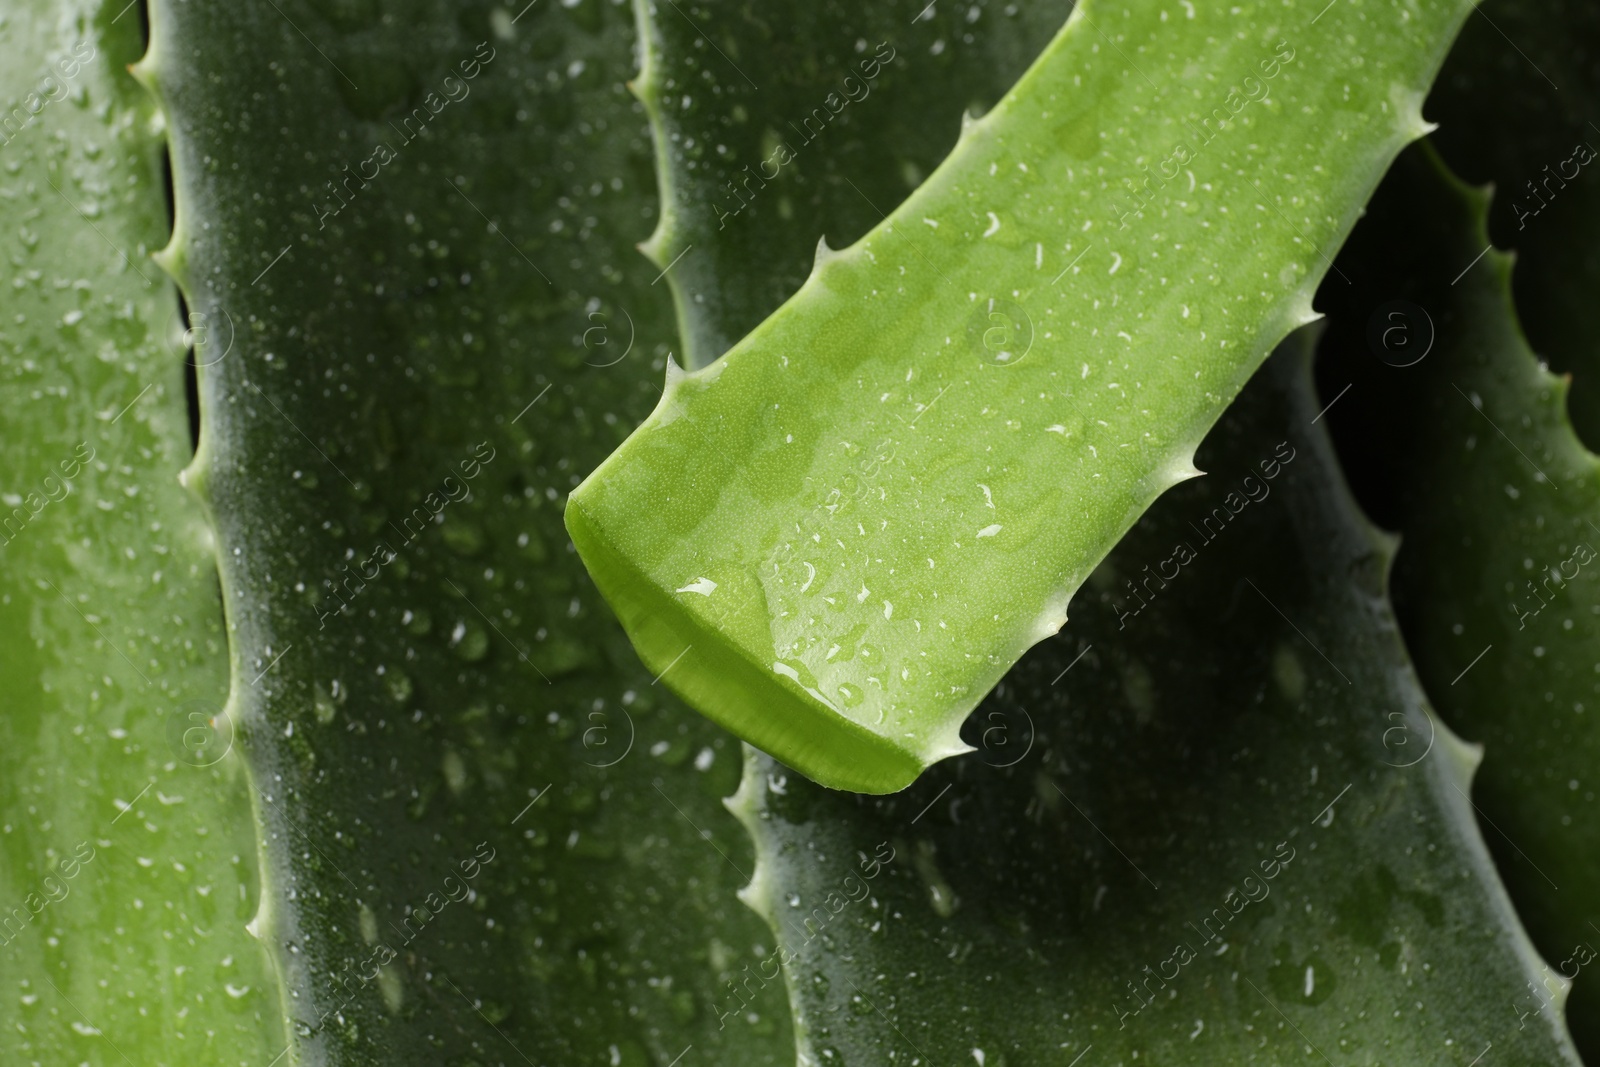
0,2,280,1062
149,1,788,1062
570,0,1478,793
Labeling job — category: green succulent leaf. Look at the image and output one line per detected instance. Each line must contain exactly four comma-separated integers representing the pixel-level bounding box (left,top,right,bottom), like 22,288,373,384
569,0,1479,793
1316,144,1600,1054
0,2,280,1063
146,0,788,1062
730,337,1582,1064
1412,21,1600,1047
635,0,1075,368
1427,0,1600,448
5,1,1592,1065
629,5,1581,1058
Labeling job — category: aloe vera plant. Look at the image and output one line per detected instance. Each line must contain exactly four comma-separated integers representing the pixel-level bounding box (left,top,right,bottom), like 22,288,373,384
143,1,790,1063
634,0,1074,364
1325,5,1600,1045
1318,145,1600,1050
638,6,1583,1056
3,0,1597,1063
570,0,1478,793
0,4,278,1063
1428,0,1600,449
732,338,1583,1064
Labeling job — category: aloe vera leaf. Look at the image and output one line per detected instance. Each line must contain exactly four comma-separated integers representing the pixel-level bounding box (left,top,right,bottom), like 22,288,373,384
635,0,1074,369
632,4,1582,1055
568,0,1479,794
0,2,280,1063
145,0,788,1062
1416,12,1600,1047
1315,144,1600,1054
1426,0,1600,448
728,334,1583,1063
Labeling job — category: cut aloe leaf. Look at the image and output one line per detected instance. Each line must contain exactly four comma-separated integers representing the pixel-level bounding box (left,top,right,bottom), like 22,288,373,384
628,12,1579,1050
731,335,1582,1062
635,0,1075,368
0,1,280,1062
1316,143,1600,1055
570,0,1479,793
146,0,788,1062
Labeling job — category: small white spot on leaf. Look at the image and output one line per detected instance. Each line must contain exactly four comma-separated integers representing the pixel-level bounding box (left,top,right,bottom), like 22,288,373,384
676,577,718,596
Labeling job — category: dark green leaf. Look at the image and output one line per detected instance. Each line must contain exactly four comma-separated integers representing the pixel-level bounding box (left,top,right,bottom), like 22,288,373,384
733,336,1583,1064
0,2,279,1061
1316,142,1600,1056
149,0,787,1061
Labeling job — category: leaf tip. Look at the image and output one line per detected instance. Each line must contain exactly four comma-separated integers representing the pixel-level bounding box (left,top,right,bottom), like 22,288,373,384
1170,454,1206,485
932,733,978,764
178,434,214,507
1388,84,1435,143
636,229,669,270
1435,711,1484,782
734,864,776,923
811,234,845,275
723,752,761,825
127,56,158,93
663,351,688,389
727,752,779,922
1027,593,1071,644
151,239,185,283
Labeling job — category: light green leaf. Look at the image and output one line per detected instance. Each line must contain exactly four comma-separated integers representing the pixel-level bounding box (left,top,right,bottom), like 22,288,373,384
569,0,1479,793
635,0,1075,368
0,2,279,1062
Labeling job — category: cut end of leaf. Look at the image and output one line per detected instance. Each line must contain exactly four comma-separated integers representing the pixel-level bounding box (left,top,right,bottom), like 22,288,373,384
565,0,1484,801
564,496,936,794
